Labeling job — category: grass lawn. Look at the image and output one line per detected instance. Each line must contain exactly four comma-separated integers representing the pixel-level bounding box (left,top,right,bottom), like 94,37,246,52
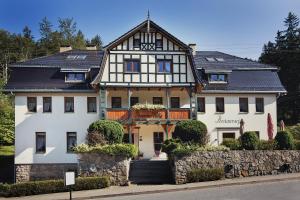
0,145,14,156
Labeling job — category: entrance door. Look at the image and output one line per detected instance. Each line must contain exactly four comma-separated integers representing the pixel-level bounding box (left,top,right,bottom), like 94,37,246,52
153,132,164,156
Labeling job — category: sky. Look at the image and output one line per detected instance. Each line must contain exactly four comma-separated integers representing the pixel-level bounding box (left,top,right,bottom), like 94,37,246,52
0,0,300,60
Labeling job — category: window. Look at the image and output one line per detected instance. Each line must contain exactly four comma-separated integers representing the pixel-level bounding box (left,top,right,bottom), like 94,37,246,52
256,98,264,113
65,97,74,113
255,131,260,139
36,132,46,154
157,60,172,73
223,132,235,140
156,39,163,48
153,97,163,105
153,132,164,152
87,97,97,113
66,132,77,153
197,97,205,112
111,97,122,108
130,97,139,107
43,97,52,113
216,97,224,113
209,74,226,82
170,97,180,108
239,98,249,113
133,38,140,48
66,73,85,82
125,59,140,73
123,134,135,144
27,97,37,112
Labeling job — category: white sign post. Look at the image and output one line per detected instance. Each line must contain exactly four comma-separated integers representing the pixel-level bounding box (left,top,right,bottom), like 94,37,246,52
65,171,75,200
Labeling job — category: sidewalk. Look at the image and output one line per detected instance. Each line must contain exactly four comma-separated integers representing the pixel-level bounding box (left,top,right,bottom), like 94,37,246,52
3,173,300,200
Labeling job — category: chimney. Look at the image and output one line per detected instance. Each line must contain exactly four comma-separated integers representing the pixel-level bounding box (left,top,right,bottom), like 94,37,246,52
188,43,197,56
86,45,97,50
59,46,72,53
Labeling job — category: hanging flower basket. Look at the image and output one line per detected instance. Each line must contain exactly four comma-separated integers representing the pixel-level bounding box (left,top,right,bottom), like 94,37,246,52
132,103,165,119
131,103,165,111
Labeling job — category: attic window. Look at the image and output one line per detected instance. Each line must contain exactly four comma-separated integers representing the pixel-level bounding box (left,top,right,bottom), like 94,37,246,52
216,58,225,62
206,57,216,62
65,73,85,82
66,55,87,60
209,74,227,83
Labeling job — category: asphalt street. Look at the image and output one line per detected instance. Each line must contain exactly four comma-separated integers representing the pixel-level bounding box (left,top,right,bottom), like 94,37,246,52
103,179,300,200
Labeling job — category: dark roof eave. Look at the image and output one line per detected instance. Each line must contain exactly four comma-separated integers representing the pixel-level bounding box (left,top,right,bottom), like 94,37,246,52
3,88,97,93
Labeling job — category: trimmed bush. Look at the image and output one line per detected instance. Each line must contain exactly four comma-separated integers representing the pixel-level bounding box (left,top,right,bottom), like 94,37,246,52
87,120,124,145
187,168,224,183
74,143,138,158
161,138,182,155
258,140,275,150
240,131,259,150
0,176,110,197
173,120,208,145
275,131,294,150
221,139,241,150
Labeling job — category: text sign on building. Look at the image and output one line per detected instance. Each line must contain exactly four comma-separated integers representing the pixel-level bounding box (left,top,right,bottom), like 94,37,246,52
215,116,240,125
65,171,75,186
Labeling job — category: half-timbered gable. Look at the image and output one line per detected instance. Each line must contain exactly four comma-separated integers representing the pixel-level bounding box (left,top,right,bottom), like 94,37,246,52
94,20,198,86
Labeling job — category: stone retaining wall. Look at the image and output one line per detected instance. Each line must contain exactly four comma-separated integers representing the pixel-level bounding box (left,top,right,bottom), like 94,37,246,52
15,163,77,183
78,153,130,185
172,150,300,184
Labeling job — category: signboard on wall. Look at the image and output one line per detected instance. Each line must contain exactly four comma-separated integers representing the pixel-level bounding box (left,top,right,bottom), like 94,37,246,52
65,171,75,186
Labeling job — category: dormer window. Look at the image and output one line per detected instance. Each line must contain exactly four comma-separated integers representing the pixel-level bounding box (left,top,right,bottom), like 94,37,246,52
209,74,227,83
65,73,85,82
156,39,163,48
133,39,140,48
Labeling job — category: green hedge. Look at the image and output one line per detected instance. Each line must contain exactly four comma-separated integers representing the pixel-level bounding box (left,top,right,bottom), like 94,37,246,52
275,131,294,150
0,176,110,197
187,168,224,183
241,131,259,150
221,139,241,150
258,140,275,150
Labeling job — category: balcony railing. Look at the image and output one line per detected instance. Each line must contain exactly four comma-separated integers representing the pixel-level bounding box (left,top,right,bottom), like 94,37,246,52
106,108,190,122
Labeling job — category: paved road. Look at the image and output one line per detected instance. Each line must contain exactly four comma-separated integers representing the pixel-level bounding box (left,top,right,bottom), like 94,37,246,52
104,180,300,200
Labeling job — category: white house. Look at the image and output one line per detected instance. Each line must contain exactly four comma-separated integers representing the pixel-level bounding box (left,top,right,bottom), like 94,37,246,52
5,18,286,181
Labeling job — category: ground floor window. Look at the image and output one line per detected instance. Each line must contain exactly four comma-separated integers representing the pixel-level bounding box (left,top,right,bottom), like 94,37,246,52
67,132,77,153
123,133,135,144
36,132,46,153
222,132,235,140
153,132,164,152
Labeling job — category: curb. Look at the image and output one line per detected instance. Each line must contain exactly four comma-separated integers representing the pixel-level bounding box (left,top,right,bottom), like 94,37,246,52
73,176,300,200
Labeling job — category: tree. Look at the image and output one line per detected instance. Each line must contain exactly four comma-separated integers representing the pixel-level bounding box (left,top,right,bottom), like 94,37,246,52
73,30,86,49
260,12,300,124
90,34,103,50
58,17,77,46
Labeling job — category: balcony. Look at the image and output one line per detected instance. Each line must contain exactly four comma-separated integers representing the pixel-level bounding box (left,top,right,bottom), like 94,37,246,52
106,108,190,122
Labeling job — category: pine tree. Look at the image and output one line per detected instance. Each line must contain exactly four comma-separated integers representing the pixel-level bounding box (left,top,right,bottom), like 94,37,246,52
73,30,86,49
90,34,103,50
58,17,77,46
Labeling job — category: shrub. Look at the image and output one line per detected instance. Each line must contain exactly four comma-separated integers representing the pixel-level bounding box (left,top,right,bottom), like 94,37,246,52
161,138,182,155
275,131,294,150
286,124,300,140
170,144,229,157
221,139,241,150
74,143,138,158
294,140,300,150
240,131,259,150
173,120,208,145
187,168,224,183
0,176,110,197
86,131,108,146
258,140,275,150
87,120,123,145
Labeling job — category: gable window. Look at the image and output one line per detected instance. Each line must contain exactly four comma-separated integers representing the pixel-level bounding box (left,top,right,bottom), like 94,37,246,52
209,74,226,82
27,97,37,112
156,39,163,48
256,98,264,113
197,97,205,113
216,97,224,113
43,97,52,113
125,59,140,73
130,97,139,107
66,73,85,82
112,97,122,108
153,97,163,105
66,132,77,153
157,60,172,73
239,98,249,113
170,97,180,108
133,38,140,48
87,97,97,113
65,97,74,113
36,132,46,154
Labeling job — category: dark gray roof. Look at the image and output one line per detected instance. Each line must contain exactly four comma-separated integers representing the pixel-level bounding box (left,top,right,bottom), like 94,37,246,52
194,51,276,71
202,70,286,93
11,50,103,69
5,67,99,92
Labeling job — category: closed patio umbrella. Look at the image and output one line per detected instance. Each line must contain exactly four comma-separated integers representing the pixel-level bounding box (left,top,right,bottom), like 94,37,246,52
267,113,274,140
240,119,245,135
280,120,285,131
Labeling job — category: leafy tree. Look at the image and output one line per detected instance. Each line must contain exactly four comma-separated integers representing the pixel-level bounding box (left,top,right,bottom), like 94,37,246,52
260,12,300,124
73,30,86,49
58,17,77,46
90,34,103,50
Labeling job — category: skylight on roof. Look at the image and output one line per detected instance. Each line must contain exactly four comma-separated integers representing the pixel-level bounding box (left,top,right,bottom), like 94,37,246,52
216,58,225,62
206,57,216,62
66,55,87,60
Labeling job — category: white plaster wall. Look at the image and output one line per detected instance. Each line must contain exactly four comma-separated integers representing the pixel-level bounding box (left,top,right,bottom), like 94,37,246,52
14,93,99,164
196,93,278,145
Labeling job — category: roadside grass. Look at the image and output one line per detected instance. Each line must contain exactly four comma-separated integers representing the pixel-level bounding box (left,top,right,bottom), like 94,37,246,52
0,145,14,156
